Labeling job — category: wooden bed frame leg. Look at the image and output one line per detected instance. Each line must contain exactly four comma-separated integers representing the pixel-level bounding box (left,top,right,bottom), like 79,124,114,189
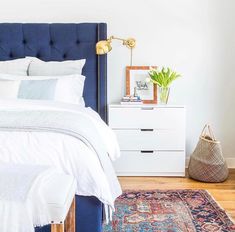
51,197,75,232
65,197,76,232
51,224,64,232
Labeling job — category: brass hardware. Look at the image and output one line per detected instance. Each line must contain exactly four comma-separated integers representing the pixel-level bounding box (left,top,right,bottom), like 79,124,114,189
96,39,112,54
96,36,136,66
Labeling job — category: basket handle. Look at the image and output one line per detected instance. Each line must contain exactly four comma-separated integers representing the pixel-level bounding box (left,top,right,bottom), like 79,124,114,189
201,124,216,141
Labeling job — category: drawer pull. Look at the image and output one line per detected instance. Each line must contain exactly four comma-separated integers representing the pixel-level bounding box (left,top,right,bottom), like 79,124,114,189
141,107,154,110
141,150,154,154
141,129,154,132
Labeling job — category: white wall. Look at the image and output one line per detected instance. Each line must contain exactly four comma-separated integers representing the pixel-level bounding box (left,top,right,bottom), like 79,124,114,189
0,0,235,163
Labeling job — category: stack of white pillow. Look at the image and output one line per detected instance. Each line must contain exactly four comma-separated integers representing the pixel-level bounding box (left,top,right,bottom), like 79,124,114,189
0,57,86,105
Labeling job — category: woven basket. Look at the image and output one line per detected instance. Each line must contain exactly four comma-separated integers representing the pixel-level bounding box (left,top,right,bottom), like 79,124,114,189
188,124,229,183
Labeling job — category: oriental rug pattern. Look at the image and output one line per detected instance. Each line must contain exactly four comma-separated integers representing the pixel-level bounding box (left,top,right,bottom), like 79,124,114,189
103,190,235,232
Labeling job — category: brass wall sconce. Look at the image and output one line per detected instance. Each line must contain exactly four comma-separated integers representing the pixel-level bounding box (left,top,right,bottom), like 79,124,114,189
96,36,136,66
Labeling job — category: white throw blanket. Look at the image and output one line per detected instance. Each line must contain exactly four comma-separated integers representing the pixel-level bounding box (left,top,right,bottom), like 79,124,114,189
0,163,55,232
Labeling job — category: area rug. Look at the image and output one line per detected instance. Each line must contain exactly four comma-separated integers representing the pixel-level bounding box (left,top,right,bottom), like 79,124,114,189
103,190,235,232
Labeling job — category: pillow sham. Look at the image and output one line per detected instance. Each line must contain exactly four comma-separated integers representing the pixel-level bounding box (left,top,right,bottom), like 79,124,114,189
27,57,86,76
0,58,31,75
0,74,85,105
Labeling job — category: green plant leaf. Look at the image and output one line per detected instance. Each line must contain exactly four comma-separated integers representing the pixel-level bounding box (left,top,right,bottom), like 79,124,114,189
148,67,181,88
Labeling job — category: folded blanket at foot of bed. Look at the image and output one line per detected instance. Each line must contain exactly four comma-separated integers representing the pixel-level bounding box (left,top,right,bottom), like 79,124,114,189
0,164,58,232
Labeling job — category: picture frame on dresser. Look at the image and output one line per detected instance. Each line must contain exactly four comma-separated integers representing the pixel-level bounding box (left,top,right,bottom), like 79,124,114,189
126,66,157,104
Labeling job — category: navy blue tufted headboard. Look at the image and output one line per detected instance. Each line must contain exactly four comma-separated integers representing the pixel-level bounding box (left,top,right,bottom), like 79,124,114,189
0,23,107,122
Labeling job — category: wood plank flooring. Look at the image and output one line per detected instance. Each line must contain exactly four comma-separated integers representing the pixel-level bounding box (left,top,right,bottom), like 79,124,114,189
118,169,235,220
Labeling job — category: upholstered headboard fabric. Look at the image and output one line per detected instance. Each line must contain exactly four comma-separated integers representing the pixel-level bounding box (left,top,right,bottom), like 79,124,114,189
0,23,107,121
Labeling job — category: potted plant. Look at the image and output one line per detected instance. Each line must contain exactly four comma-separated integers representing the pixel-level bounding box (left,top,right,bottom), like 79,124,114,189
147,67,181,104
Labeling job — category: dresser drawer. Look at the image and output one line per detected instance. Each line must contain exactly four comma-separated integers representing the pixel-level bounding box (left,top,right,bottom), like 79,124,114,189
113,151,185,176
109,107,185,129
114,129,185,151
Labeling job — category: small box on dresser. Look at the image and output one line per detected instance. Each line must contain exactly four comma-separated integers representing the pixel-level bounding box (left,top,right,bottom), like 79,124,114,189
108,104,186,176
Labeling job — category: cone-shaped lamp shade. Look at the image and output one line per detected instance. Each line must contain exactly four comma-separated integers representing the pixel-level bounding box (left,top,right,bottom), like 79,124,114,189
96,40,112,55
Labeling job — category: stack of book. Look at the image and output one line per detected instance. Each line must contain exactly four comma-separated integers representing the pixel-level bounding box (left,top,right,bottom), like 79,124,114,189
120,96,143,105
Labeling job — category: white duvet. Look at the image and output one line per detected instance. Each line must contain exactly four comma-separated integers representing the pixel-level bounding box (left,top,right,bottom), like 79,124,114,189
0,99,121,219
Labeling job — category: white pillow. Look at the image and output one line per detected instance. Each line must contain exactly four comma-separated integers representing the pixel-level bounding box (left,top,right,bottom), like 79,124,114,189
28,57,86,76
0,58,31,75
0,74,85,105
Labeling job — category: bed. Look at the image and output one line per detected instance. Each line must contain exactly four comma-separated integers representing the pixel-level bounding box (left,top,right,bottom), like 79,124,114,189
0,23,120,232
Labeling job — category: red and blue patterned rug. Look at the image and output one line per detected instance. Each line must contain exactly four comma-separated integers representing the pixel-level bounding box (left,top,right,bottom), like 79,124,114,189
103,190,235,232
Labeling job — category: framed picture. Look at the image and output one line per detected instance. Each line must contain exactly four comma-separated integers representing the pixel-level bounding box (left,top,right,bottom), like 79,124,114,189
126,66,157,104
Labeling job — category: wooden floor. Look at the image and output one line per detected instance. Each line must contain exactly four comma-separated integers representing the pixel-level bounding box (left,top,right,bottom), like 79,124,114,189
118,169,235,220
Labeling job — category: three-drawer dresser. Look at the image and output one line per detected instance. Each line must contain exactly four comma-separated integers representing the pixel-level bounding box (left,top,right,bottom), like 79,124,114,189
108,104,186,176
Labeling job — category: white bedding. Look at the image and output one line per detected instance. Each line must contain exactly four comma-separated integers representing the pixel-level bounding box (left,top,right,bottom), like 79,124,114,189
0,99,121,218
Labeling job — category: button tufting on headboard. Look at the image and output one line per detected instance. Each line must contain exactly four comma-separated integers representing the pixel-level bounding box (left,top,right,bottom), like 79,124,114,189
0,23,108,122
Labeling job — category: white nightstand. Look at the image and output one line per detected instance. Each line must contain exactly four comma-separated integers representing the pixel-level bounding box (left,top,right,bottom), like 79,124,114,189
108,103,186,176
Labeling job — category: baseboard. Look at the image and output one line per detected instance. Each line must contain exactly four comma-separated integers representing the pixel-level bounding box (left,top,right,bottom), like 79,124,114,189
186,157,235,168
225,158,235,168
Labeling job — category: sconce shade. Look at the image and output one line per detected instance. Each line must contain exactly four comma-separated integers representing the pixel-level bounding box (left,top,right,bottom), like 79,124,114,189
96,40,112,55
96,36,136,65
